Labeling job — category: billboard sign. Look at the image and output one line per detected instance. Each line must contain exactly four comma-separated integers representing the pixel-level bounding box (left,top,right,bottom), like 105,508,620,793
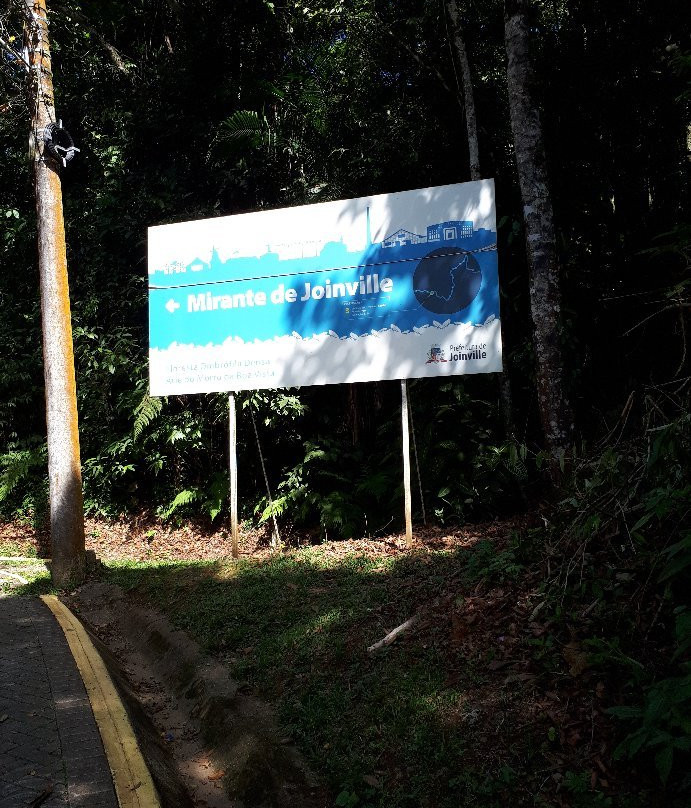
148,179,501,394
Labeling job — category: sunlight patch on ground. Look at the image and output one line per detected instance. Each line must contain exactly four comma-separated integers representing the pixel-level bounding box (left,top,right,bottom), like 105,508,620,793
0,558,51,594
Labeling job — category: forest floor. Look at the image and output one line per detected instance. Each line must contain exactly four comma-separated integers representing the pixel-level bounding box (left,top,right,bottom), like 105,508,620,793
0,514,657,808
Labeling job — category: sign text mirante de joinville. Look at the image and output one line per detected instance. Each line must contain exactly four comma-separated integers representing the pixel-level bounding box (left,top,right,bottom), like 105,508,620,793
148,180,502,394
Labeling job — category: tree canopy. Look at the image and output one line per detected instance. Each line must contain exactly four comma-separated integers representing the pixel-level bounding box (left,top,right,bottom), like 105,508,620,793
0,0,688,527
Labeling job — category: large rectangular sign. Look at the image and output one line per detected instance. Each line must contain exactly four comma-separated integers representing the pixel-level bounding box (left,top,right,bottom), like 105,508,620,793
148,179,501,394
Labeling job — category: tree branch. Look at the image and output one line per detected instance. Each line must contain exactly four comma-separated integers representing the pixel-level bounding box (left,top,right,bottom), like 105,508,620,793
51,1,132,74
367,615,419,652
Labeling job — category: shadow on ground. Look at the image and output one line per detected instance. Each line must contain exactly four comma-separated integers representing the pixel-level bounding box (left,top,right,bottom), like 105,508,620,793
78,534,620,808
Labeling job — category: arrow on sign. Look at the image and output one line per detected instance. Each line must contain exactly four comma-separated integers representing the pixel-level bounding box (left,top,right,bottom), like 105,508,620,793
166,299,180,313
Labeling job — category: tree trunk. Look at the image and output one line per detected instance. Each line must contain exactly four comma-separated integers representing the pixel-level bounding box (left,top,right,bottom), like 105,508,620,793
447,0,515,437
504,0,572,475
446,0,481,182
25,0,86,585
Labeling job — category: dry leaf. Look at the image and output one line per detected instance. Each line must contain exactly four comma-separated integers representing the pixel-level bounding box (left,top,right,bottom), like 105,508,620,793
450,613,468,645
563,641,590,676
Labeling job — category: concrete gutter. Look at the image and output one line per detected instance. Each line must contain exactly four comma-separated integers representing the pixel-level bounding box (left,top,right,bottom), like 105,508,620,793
41,595,161,808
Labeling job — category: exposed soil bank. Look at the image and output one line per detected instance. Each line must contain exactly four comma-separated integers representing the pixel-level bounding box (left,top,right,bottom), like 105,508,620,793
69,582,328,808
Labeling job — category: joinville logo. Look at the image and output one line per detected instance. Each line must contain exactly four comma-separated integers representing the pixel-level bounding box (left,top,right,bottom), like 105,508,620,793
426,344,447,363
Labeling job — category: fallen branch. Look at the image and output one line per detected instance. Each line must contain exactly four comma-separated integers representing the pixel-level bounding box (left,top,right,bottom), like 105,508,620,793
0,569,29,584
367,615,419,653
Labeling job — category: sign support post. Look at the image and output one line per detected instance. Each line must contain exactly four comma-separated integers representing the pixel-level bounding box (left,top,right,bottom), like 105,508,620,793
401,380,413,548
228,392,239,558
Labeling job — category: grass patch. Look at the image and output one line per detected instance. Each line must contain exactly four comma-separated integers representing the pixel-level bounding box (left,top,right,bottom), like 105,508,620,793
105,540,553,807
0,559,53,595
0,538,37,557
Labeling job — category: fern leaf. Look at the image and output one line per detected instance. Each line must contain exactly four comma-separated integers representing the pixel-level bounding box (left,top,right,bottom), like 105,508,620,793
160,488,200,520
259,494,290,523
133,394,162,440
219,110,268,149
504,458,528,479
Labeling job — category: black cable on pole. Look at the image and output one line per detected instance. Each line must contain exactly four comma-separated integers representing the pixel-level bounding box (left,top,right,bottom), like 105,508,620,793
43,120,79,167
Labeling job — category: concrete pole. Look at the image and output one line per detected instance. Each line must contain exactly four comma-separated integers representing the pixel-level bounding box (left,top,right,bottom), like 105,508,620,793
25,0,85,586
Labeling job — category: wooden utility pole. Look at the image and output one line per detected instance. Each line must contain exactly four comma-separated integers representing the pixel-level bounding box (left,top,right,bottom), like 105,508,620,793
25,0,86,585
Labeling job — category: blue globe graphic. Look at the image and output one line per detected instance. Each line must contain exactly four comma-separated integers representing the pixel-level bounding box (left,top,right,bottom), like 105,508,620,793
413,248,482,315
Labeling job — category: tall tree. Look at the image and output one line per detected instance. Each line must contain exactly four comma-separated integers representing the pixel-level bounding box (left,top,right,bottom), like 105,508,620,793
445,0,481,182
446,0,515,438
504,0,571,472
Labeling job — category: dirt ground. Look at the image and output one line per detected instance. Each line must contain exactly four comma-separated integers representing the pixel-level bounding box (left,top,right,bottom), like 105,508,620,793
0,511,519,563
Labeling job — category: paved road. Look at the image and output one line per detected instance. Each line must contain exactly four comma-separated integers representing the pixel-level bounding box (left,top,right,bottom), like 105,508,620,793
0,595,118,808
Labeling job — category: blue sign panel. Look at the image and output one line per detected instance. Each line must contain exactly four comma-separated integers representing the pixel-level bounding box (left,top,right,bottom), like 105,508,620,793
148,180,501,393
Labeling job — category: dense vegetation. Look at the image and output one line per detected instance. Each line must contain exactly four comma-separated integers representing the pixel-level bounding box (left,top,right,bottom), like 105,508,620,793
1,0,689,803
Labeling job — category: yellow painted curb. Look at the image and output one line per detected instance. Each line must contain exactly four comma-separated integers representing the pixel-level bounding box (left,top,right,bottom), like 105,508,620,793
40,595,161,808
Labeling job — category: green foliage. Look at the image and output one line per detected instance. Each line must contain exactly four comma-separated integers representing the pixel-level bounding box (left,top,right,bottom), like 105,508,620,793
0,445,46,504
0,441,48,527
159,471,228,522
659,530,691,583
561,771,613,807
133,394,163,441
159,487,201,520
257,438,395,538
608,674,691,783
584,637,647,687
412,380,533,524
242,391,306,427
555,395,691,789
457,539,524,584
1,14,688,805
219,110,269,150
335,790,364,808
0,0,687,538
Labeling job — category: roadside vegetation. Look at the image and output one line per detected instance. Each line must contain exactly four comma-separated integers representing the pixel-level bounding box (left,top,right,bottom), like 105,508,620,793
97,395,689,807
3,387,689,806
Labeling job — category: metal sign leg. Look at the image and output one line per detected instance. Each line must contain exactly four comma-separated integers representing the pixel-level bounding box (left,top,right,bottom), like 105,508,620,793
401,380,413,548
228,392,239,558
